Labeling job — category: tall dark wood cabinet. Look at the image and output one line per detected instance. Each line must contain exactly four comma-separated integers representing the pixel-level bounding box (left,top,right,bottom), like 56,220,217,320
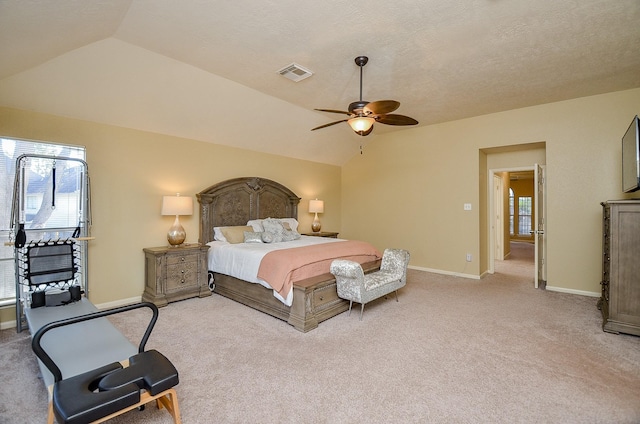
599,200,640,336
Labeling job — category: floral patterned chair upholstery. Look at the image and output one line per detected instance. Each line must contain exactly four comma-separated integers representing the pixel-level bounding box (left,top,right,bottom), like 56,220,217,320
330,248,410,320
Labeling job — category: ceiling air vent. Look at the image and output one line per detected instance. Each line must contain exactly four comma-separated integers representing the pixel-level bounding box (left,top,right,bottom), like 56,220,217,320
277,63,313,82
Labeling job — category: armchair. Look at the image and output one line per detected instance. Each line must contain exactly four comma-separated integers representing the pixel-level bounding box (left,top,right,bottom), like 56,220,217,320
330,248,410,320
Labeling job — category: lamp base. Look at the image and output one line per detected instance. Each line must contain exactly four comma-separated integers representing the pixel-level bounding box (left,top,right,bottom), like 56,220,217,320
167,216,186,246
311,214,321,233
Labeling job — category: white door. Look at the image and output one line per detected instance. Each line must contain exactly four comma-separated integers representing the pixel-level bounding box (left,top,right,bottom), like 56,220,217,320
534,164,547,289
494,174,504,261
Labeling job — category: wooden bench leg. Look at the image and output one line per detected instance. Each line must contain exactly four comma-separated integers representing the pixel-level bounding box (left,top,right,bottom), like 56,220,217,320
47,400,54,424
43,387,182,424
156,388,181,424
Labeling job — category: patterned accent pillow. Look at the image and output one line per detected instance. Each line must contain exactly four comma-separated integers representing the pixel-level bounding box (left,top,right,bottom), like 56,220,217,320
261,231,276,243
262,218,301,242
244,231,263,243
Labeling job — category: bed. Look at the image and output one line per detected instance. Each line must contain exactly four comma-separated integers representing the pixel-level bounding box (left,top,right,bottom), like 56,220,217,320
196,177,381,332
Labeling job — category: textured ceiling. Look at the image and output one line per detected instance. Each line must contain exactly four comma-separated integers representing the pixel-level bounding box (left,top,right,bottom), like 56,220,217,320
1,0,639,165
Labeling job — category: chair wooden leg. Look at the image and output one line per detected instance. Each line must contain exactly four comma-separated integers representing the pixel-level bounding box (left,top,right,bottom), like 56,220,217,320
395,290,399,302
348,300,353,316
359,303,365,321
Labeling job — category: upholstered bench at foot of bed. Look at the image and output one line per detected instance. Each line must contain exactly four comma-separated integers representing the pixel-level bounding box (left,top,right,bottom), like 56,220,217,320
330,248,410,320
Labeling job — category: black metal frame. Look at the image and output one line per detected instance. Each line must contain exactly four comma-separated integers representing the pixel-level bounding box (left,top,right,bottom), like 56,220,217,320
31,302,158,383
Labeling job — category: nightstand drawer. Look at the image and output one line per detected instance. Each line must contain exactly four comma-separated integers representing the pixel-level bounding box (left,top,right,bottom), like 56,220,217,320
166,260,198,292
166,253,197,266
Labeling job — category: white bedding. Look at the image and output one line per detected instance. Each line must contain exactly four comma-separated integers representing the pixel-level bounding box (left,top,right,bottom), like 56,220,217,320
206,235,345,306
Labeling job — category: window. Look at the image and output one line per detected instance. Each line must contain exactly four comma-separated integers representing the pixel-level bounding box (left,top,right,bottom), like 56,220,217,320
509,187,533,238
509,188,515,236
0,137,86,305
518,196,532,236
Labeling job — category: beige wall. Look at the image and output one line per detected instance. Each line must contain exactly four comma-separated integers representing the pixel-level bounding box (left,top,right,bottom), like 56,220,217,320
342,88,640,295
0,107,341,326
2,88,639,327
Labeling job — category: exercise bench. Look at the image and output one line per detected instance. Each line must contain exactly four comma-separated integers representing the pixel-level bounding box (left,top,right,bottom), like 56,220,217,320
31,302,181,424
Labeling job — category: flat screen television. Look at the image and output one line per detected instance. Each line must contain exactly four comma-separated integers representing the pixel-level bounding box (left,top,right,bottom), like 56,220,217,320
622,115,640,193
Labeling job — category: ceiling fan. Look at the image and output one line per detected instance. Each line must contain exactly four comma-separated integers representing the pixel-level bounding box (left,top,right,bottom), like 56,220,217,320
311,56,418,136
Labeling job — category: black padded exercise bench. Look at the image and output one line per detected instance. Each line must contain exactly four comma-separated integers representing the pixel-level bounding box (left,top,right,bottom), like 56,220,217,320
31,302,181,424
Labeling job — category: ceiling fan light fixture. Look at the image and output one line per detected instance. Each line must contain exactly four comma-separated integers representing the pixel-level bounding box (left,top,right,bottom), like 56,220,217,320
348,116,375,133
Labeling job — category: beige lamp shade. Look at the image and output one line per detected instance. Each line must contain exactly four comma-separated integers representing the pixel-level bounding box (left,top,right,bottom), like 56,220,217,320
309,199,324,214
161,194,193,216
161,194,193,246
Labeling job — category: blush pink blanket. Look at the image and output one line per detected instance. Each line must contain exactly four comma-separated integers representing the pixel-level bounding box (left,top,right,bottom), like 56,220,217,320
257,240,382,299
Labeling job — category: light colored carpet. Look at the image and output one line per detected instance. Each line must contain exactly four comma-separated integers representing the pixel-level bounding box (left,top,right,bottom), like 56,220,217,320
1,242,639,423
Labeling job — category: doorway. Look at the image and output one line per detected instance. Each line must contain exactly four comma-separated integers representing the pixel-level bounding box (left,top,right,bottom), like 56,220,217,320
489,166,546,287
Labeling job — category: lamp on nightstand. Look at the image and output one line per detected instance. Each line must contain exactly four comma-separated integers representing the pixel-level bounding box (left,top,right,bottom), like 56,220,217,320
309,199,324,232
161,193,193,246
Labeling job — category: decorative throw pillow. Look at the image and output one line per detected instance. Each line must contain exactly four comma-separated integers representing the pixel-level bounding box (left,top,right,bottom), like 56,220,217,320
278,218,299,232
244,231,263,243
261,231,276,243
262,218,300,242
220,226,253,244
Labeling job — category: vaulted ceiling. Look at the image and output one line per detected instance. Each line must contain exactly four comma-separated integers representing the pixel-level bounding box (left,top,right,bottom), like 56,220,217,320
1,1,639,165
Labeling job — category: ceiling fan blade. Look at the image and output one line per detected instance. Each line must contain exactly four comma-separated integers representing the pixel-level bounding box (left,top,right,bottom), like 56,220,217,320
363,100,400,115
311,119,349,131
314,108,351,116
376,114,419,126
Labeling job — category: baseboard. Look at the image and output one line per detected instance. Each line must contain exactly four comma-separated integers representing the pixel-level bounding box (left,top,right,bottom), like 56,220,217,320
408,265,481,280
545,286,600,297
93,296,142,310
0,320,16,331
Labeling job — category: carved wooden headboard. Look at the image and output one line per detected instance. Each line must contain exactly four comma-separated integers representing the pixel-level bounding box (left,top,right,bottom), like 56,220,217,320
196,177,301,244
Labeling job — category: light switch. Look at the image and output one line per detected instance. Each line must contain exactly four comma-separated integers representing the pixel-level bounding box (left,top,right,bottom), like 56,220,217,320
464,203,472,211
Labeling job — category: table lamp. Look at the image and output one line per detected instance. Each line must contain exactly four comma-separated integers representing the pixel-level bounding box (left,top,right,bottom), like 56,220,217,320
161,193,193,246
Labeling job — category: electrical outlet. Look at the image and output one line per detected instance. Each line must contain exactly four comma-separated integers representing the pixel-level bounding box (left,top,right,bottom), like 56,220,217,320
466,253,472,262
464,203,472,211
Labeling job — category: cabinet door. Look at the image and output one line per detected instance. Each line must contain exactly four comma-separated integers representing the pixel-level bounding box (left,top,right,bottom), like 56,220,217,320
610,205,640,326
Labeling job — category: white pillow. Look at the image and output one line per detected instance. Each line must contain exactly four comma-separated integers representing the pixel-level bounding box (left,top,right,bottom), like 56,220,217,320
213,227,227,242
247,219,264,232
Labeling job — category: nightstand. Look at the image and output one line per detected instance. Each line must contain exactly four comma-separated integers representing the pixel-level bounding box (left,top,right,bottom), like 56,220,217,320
302,231,339,238
142,243,210,307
